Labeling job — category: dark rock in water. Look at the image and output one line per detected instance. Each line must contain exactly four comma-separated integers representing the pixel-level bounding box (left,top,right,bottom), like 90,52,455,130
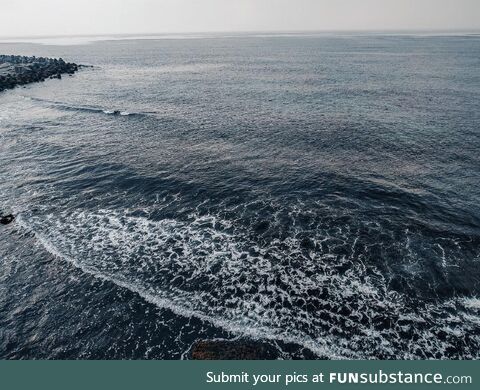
190,339,279,360
0,214,15,225
0,55,83,92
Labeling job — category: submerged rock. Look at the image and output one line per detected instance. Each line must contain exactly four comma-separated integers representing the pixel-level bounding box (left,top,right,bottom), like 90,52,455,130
190,339,279,360
0,214,15,225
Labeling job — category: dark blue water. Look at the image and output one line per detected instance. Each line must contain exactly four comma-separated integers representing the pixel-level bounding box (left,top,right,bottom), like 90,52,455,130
1,33,479,359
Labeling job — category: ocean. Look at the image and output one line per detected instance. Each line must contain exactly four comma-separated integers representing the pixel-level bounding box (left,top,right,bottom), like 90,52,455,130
0,33,479,359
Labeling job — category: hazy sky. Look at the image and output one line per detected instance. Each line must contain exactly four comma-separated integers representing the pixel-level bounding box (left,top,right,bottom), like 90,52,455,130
1,0,479,37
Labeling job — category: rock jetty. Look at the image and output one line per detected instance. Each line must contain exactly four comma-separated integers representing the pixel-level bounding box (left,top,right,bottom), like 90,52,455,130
0,55,80,92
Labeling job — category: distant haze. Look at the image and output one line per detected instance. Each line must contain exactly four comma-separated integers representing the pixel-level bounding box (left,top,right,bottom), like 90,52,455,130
1,0,479,38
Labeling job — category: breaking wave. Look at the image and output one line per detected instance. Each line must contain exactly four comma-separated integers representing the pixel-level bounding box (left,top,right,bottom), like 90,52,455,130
17,207,480,359
26,97,142,117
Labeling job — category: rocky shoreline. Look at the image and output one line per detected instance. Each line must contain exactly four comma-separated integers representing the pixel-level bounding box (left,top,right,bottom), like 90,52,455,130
190,339,280,360
0,55,82,92
189,339,322,360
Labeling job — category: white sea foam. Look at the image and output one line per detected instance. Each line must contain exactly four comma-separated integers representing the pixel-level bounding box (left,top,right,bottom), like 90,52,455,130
16,214,342,359
462,297,480,310
16,209,480,359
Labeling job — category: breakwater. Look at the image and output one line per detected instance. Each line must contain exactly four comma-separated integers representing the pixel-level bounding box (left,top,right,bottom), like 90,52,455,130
0,55,80,91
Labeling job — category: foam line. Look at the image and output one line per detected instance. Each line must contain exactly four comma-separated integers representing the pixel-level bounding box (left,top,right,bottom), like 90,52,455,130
16,214,345,359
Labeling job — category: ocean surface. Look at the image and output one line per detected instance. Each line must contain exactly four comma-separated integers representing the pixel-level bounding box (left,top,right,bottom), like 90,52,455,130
1,33,479,359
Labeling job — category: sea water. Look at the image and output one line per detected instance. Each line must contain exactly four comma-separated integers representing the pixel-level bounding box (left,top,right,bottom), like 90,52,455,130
0,33,479,359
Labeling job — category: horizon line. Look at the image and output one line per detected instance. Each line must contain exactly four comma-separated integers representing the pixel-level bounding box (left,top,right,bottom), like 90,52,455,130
1,28,480,40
